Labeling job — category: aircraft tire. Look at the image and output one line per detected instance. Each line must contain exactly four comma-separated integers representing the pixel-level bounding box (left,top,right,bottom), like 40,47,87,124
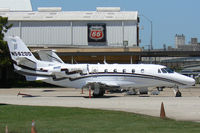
175,90,182,97
93,93,103,98
157,87,164,91
93,89,105,98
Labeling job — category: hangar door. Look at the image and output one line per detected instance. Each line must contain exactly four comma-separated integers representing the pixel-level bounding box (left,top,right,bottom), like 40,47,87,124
21,21,71,46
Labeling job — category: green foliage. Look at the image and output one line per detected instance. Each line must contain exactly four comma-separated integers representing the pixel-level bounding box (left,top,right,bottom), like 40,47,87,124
0,105,200,133
0,16,13,66
195,77,200,84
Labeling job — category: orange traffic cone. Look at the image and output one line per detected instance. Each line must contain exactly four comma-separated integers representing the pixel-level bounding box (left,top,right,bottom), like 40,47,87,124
160,102,166,119
89,86,91,98
31,120,37,133
5,125,8,133
17,91,33,97
81,88,84,94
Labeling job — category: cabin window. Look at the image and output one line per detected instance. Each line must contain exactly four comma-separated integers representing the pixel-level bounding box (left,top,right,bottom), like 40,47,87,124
158,69,161,73
132,69,135,73
104,69,108,73
113,69,117,73
141,69,144,73
123,69,126,73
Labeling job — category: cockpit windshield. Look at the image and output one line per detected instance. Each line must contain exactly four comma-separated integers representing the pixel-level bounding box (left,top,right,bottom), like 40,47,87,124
160,68,174,73
165,68,174,73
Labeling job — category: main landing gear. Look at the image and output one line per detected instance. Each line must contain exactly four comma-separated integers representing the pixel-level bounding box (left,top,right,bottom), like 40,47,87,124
91,83,105,98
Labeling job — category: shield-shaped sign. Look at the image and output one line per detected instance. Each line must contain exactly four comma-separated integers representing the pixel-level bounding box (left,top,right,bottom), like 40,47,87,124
89,26,104,40
88,23,106,42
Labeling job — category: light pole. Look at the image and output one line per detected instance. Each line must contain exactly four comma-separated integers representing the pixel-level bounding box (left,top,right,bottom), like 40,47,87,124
140,14,153,50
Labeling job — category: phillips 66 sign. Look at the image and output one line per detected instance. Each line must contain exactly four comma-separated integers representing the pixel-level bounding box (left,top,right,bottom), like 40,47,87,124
88,23,106,42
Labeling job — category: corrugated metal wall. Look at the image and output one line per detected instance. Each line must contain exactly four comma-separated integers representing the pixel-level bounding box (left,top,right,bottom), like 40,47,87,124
6,20,137,47
21,21,71,46
106,21,123,46
72,22,87,46
7,21,20,37
124,21,137,46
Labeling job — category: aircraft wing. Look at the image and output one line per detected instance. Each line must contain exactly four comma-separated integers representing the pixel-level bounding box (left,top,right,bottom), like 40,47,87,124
52,71,82,79
86,81,120,87
52,72,66,79
85,80,135,88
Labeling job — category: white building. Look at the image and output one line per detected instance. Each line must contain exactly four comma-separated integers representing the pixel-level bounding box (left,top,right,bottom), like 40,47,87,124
1,7,139,47
175,34,185,48
0,0,32,11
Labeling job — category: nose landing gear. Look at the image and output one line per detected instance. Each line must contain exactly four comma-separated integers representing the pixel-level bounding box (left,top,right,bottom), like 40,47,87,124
173,86,182,97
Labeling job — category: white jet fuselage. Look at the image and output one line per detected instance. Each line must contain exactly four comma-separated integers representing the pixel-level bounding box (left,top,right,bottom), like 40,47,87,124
39,63,195,89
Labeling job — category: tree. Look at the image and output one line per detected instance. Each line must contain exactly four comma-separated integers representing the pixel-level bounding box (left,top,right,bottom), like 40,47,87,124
0,16,13,86
0,16,13,66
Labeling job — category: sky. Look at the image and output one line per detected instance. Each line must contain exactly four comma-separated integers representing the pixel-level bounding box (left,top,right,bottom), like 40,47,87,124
30,0,200,49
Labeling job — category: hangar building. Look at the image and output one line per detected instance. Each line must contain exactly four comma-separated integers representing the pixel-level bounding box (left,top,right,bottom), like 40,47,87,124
0,0,32,11
0,4,141,63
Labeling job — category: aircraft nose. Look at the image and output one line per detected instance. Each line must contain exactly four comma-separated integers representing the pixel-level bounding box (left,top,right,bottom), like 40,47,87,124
183,75,195,86
190,77,195,86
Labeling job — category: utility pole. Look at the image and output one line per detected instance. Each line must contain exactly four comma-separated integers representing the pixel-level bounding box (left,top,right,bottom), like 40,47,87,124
140,14,153,50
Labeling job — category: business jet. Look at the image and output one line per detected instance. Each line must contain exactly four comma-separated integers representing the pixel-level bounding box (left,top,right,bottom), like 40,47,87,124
5,36,195,97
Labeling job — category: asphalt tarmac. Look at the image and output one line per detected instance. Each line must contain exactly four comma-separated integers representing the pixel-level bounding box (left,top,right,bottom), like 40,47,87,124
0,87,200,122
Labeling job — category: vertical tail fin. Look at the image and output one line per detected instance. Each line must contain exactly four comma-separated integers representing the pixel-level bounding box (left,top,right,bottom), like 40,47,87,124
4,36,38,71
4,36,37,62
4,36,49,81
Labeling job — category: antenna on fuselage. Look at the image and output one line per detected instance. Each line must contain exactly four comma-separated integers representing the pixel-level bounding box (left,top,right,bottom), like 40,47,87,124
104,56,107,64
71,56,78,64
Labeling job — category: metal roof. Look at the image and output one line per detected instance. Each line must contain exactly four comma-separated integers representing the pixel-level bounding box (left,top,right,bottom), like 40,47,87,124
0,7,138,21
0,0,32,11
